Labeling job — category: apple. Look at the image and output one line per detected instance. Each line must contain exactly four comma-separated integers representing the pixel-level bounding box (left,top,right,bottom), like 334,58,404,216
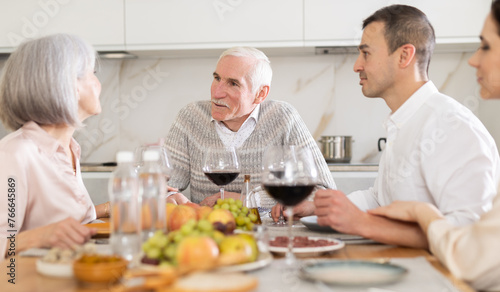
217,234,254,266
176,235,219,271
168,205,197,231
196,206,212,220
165,203,176,226
207,209,236,234
182,202,201,209
238,233,259,262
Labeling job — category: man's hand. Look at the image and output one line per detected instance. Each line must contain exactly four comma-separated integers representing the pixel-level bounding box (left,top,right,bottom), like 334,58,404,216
313,189,368,235
270,201,315,221
200,192,241,207
166,192,190,205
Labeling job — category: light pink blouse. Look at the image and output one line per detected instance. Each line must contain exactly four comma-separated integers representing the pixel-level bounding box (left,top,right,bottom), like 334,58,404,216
0,122,96,257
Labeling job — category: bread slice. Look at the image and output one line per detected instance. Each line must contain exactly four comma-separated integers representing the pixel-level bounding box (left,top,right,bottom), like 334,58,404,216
161,271,258,292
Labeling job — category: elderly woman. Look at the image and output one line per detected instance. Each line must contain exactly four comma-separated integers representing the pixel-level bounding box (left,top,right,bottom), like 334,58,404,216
369,2,500,290
0,34,108,257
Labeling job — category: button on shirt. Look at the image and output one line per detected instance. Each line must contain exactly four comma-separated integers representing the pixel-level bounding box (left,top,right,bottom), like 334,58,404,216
348,81,500,226
212,104,260,148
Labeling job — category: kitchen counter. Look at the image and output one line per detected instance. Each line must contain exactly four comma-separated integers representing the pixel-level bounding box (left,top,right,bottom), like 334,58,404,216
328,163,378,172
81,164,379,173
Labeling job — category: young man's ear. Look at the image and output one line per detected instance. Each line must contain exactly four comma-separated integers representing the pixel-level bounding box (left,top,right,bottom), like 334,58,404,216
254,85,270,104
398,44,416,68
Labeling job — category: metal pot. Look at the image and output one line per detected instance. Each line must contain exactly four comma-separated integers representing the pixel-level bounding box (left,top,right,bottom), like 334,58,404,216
318,136,353,163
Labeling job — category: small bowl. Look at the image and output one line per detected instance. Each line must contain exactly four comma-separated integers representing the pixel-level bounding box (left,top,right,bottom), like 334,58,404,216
73,254,128,284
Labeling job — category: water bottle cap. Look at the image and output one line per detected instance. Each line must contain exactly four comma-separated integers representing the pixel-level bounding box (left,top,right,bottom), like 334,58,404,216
143,150,160,162
116,151,134,163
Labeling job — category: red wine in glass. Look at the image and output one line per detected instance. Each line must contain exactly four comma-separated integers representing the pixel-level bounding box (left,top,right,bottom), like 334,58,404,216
262,184,315,207
204,171,240,186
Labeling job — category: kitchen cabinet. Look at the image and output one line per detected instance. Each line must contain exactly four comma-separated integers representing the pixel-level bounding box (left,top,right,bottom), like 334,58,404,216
304,0,490,47
125,0,303,50
330,166,378,195
0,0,125,52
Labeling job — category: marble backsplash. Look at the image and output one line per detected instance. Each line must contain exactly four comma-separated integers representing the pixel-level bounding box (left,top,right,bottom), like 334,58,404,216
1,50,500,163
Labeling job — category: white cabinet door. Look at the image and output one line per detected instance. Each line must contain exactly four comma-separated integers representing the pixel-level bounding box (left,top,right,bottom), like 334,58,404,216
125,0,303,50
0,0,124,52
305,0,490,47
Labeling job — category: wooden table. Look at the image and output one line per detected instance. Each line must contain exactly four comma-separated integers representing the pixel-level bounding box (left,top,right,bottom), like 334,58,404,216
0,243,474,292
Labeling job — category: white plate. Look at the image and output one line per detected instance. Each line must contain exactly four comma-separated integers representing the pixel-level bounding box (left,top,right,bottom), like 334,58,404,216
36,259,73,278
268,237,344,257
216,251,273,272
300,216,338,233
300,260,407,286
140,251,273,273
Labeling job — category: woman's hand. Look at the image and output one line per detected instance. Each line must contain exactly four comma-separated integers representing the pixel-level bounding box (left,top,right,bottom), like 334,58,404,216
18,217,96,252
368,201,445,233
95,201,110,218
368,201,422,222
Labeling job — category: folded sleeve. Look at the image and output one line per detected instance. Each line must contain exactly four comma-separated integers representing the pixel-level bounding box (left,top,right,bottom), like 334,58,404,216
428,193,500,291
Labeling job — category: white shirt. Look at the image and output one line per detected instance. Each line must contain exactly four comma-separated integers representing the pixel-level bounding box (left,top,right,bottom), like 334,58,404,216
348,81,500,226
212,104,260,148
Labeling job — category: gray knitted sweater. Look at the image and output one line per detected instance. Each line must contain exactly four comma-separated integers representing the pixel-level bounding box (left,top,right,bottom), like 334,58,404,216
165,100,336,203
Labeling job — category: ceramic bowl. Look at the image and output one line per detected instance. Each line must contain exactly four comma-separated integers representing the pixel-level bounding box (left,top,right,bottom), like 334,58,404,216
73,254,127,284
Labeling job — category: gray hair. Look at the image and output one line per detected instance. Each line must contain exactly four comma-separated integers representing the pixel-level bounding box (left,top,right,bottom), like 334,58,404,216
0,33,96,130
218,46,272,94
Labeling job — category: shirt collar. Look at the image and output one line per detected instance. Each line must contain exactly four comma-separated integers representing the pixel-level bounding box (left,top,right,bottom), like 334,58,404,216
211,104,261,131
386,81,438,129
22,121,80,158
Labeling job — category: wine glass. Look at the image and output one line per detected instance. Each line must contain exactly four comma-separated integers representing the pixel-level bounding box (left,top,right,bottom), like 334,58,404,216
202,146,240,200
262,145,317,265
134,145,172,180
261,147,288,226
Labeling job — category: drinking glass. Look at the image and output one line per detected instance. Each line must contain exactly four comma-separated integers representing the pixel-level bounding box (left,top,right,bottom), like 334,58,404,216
202,146,240,200
134,145,172,179
262,146,318,265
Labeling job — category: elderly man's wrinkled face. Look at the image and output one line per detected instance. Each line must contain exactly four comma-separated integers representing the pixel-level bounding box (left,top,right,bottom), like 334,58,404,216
210,55,259,132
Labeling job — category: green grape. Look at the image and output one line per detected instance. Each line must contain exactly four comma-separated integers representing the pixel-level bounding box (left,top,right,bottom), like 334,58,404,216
197,219,213,232
227,198,235,204
241,207,249,214
248,213,258,223
180,223,194,236
142,241,151,252
236,216,246,226
231,211,238,218
146,247,162,259
245,222,254,230
173,232,184,243
244,217,251,224
235,200,243,208
185,219,197,228
230,204,239,212
164,244,177,259
221,203,230,210
216,198,224,205
213,205,220,210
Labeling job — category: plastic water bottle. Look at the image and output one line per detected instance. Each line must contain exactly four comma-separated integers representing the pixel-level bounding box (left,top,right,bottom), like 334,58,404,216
109,151,141,262
138,149,167,241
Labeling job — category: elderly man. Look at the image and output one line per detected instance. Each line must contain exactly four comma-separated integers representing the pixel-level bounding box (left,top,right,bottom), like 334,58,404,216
165,47,335,206
278,5,500,248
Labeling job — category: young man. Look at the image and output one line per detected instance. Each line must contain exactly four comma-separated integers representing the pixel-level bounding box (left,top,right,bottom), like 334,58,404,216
312,5,500,248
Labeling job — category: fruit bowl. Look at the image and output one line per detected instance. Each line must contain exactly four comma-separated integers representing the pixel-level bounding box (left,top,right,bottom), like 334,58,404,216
73,254,128,284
